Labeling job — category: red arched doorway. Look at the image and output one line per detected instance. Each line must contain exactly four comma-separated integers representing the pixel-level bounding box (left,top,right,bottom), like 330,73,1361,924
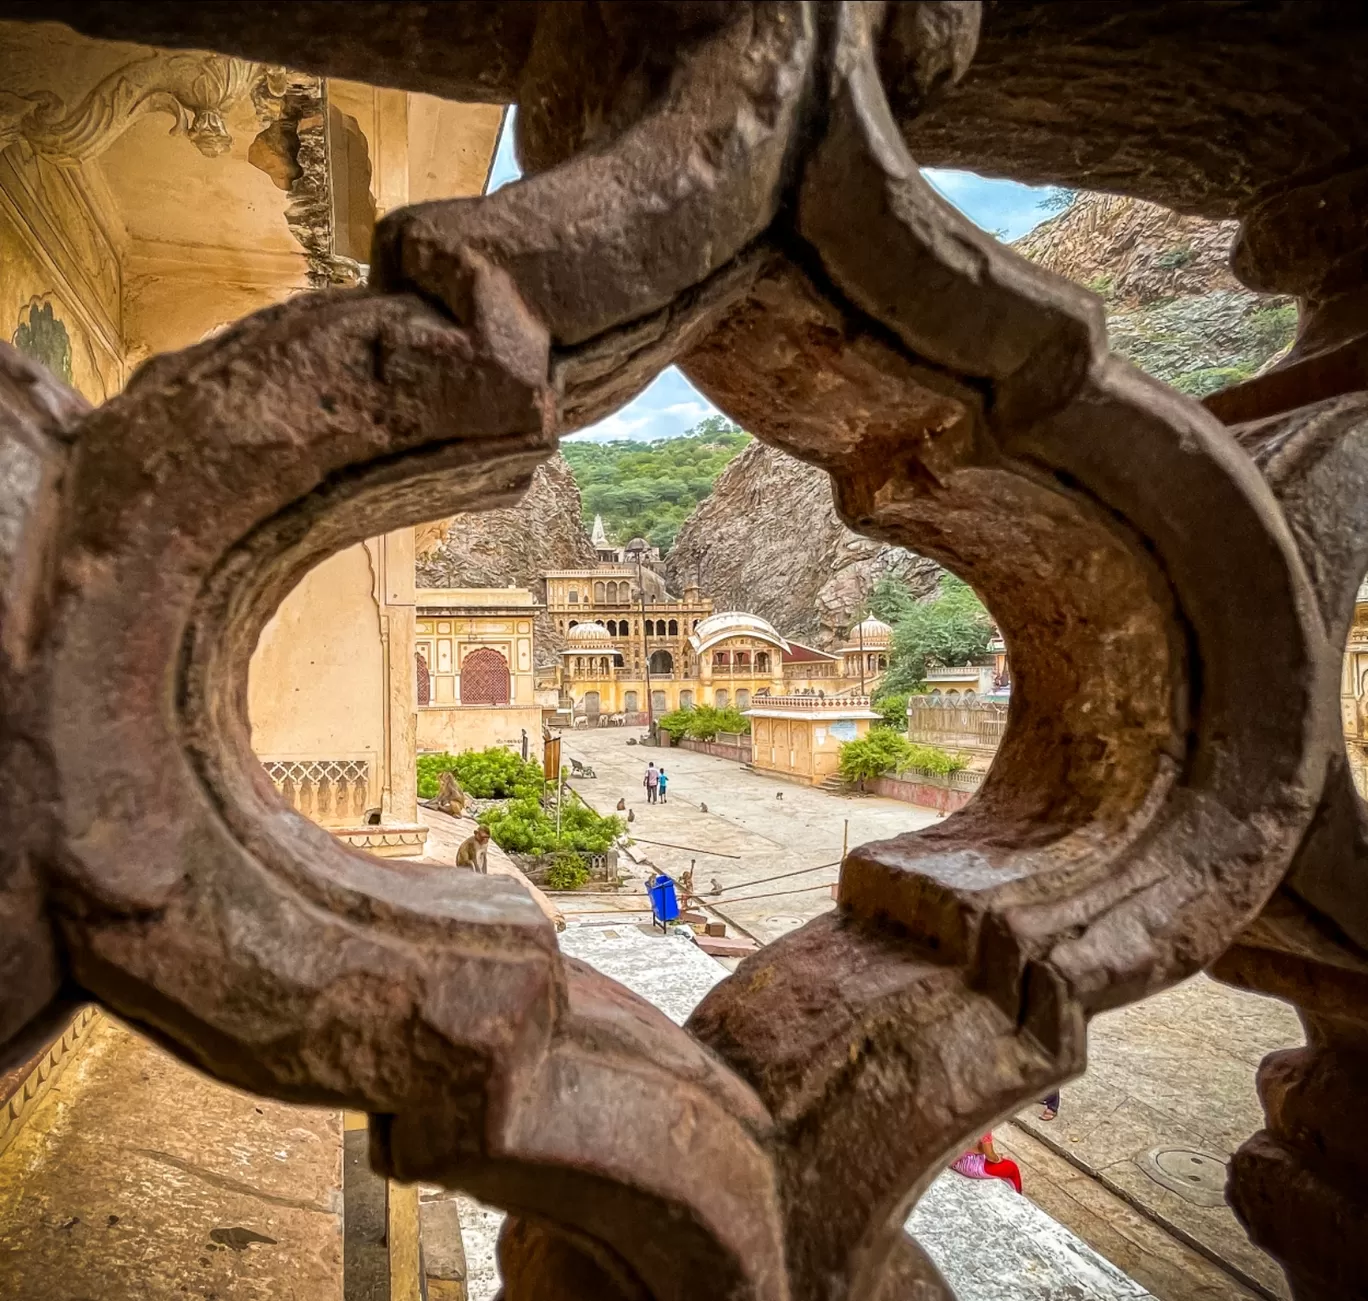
460,648,511,705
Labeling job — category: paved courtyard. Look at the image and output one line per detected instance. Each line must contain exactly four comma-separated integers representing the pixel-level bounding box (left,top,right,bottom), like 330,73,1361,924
560,729,1301,1301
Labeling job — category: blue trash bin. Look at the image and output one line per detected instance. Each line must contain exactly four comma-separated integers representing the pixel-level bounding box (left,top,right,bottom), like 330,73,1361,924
646,873,680,930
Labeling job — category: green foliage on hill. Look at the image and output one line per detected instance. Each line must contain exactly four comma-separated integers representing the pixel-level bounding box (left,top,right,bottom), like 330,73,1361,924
561,416,750,553
657,704,751,741
871,572,994,694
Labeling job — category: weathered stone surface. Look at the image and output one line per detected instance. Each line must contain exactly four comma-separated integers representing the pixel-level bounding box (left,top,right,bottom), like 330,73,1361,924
416,454,597,667
1015,193,1296,397
667,440,941,645
4,6,1368,1301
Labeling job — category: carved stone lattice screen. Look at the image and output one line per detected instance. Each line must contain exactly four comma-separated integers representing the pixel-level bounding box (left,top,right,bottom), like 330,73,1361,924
3,5,1368,1300
261,758,371,824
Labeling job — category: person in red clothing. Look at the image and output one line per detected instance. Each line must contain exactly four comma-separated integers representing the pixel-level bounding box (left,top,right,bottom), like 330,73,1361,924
950,1132,1022,1194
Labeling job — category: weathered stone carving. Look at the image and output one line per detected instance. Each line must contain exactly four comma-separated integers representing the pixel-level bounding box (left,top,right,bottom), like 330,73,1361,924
3,4,1367,1299
0,52,271,162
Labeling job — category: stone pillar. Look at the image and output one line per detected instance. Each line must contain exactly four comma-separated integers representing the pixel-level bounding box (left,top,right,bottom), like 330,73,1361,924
374,527,419,824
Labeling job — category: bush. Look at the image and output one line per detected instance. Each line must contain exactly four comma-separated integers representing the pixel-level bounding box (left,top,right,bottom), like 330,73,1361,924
872,692,910,731
545,850,591,890
657,704,751,741
417,748,545,800
837,731,966,784
478,791,623,856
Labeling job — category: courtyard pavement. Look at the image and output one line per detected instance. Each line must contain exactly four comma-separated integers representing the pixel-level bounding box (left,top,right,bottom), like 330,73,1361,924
558,728,1296,1301
455,921,1158,1301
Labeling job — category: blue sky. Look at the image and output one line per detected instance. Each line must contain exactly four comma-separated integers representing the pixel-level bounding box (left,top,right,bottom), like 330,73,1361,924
486,111,1062,444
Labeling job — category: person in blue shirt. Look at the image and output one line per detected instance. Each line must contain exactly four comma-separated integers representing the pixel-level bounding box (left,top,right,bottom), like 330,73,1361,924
657,768,669,804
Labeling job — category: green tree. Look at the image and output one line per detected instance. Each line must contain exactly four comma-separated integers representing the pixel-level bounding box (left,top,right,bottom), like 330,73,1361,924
879,573,993,694
561,419,751,556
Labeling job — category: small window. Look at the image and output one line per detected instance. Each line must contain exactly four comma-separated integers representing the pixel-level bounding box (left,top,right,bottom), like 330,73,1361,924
568,589,579,604
668,619,678,636
715,689,729,708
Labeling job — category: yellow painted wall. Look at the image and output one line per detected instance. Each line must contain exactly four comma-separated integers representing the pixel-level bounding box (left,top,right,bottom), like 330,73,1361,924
750,713,873,784
417,706,544,760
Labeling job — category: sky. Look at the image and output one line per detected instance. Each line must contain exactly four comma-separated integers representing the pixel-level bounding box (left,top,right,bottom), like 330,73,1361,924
486,110,1063,445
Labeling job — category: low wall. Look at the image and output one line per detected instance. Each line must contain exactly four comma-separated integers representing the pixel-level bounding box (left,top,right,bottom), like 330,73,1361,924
678,734,753,764
869,767,983,814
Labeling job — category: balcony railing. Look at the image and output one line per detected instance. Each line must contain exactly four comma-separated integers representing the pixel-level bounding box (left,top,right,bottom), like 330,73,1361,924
907,701,1007,750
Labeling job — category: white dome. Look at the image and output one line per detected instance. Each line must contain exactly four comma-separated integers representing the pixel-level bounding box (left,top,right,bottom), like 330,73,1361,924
852,615,893,645
689,610,790,654
566,621,613,644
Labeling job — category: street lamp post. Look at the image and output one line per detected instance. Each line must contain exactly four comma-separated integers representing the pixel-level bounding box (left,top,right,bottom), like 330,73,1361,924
627,540,654,733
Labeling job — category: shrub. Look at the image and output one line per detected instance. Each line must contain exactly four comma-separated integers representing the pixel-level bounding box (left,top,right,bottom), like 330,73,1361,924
872,692,910,731
657,704,751,741
545,850,591,890
837,731,966,784
478,791,623,856
899,743,968,777
1155,244,1195,270
417,748,545,800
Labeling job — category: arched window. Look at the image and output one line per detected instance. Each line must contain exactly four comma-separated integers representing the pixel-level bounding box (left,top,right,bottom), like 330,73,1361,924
756,651,771,673
713,650,730,667
679,689,694,709
607,581,619,602
963,689,976,702
624,690,639,712
568,589,579,604
734,650,751,667
594,581,606,603
415,650,431,707
946,689,960,700
652,689,667,713
692,619,699,630
878,654,888,670
735,689,750,710
715,689,729,708
605,619,616,635
460,648,510,705
649,648,674,675
569,619,579,629
668,619,678,636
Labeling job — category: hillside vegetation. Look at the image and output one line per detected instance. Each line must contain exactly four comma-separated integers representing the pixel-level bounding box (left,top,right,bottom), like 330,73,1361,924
561,417,749,553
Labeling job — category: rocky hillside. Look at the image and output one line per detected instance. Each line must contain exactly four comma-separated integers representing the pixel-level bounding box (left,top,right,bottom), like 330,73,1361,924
1015,192,1296,395
666,441,941,646
417,453,597,667
667,193,1297,640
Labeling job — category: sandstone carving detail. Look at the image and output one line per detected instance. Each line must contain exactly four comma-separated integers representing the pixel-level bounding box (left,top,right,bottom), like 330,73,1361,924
3,5,1367,1301
0,53,273,162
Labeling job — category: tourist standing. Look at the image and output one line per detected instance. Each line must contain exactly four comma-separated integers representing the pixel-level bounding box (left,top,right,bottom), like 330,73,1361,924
644,762,659,804
657,768,669,804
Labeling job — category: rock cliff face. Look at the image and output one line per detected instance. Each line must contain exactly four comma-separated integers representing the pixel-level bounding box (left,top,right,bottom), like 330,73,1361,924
416,453,596,666
666,441,941,646
1014,192,1296,394
667,193,1297,640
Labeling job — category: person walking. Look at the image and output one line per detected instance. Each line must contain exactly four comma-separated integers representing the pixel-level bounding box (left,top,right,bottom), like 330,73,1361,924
643,762,659,804
456,825,491,873
657,768,669,804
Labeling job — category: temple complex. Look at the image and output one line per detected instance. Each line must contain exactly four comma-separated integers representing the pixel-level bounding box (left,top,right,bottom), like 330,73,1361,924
539,540,885,724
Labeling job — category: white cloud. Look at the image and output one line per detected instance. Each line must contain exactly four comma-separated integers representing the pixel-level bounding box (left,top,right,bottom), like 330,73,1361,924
565,371,725,444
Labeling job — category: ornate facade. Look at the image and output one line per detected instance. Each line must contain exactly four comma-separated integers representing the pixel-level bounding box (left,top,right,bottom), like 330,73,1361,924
415,587,544,759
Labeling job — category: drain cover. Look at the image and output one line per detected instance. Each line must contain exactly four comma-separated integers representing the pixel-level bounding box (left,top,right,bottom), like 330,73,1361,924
1139,1147,1229,1206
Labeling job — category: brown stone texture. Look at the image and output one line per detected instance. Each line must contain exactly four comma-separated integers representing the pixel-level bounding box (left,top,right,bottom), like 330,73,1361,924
667,439,942,646
2,4,1368,1300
